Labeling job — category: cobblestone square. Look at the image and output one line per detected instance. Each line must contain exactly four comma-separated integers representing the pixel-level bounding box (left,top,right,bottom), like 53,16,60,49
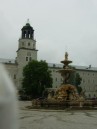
19,101,97,129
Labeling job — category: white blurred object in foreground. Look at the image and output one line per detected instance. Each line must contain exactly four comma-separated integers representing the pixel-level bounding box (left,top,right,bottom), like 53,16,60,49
0,64,18,129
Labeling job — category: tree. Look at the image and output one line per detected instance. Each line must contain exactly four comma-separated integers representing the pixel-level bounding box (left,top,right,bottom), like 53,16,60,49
75,73,82,86
75,73,82,94
69,72,82,94
21,60,52,98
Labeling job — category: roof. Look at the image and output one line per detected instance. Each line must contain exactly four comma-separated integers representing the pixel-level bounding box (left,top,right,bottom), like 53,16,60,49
0,59,96,72
0,58,16,64
48,63,63,68
48,63,97,72
73,65,97,72
22,23,34,30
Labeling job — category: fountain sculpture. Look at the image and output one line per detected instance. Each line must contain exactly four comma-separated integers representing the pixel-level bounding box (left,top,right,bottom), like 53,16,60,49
54,52,79,101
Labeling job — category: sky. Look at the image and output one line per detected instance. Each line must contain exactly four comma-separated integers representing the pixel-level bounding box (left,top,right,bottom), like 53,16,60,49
0,0,97,67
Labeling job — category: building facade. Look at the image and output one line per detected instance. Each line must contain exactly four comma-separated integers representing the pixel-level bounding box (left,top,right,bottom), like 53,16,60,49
0,23,97,98
48,63,97,98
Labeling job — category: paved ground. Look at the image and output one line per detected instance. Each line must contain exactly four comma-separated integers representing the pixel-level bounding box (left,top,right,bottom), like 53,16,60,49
19,101,97,129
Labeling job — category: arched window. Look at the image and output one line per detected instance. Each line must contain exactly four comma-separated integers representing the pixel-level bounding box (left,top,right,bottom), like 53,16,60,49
28,31,30,38
24,31,26,38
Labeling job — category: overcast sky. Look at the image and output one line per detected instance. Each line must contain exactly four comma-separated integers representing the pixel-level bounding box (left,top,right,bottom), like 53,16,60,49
0,0,97,67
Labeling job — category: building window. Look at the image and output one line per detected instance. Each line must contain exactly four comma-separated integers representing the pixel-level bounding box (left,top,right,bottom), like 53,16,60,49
14,74,16,79
83,79,85,83
28,42,30,46
29,57,32,61
26,57,28,61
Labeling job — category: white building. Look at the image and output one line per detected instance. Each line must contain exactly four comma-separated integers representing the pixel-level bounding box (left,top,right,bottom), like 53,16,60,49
48,63,97,98
1,22,97,98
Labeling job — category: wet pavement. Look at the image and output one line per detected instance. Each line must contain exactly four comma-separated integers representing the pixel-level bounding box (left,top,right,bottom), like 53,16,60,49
19,101,97,129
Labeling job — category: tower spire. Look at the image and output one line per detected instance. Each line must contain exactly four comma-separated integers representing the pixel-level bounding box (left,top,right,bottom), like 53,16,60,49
27,18,30,24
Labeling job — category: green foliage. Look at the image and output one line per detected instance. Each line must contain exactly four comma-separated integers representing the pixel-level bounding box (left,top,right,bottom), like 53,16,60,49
75,73,82,86
69,71,82,94
75,73,82,94
21,60,52,98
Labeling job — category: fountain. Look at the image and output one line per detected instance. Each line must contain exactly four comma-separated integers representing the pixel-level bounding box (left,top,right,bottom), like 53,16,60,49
55,52,79,101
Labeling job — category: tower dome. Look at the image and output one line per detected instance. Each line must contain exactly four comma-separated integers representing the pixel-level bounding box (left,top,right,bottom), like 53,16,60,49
21,21,34,39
